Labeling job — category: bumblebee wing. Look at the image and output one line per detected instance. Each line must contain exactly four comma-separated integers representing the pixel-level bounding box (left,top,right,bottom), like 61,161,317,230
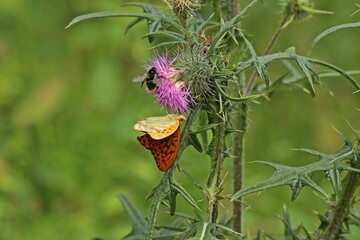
132,75,145,83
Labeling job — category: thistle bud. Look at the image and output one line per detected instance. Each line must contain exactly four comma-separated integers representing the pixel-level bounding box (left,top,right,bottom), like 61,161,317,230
279,0,314,26
172,0,201,19
175,46,215,99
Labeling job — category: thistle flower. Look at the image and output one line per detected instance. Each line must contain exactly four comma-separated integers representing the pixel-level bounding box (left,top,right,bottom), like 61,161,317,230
175,45,214,99
172,0,201,19
279,0,332,29
149,52,194,115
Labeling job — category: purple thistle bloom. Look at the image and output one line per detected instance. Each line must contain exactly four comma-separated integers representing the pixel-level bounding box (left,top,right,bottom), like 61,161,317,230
156,78,194,115
148,52,194,114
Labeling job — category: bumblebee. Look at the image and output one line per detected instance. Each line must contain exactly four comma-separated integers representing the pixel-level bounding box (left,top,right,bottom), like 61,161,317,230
133,67,159,92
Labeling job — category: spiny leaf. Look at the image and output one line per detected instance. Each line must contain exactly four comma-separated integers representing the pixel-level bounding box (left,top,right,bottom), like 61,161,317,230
311,22,360,48
182,170,207,193
300,174,328,199
191,123,220,134
190,223,217,240
295,57,316,95
118,194,147,238
208,0,258,54
236,50,360,91
195,13,215,34
149,40,187,49
214,223,242,237
173,212,202,222
291,178,303,201
124,17,143,35
325,167,341,194
123,2,184,42
142,30,185,42
66,11,155,29
188,133,203,153
171,181,200,211
168,181,177,216
232,133,359,201
293,148,330,158
242,31,272,88
214,80,263,102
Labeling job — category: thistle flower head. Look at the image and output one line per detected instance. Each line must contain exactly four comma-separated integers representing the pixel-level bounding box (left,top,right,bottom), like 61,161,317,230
279,0,314,21
156,77,194,115
172,0,201,19
175,45,214,99
148,52,194,114
149,52,180,81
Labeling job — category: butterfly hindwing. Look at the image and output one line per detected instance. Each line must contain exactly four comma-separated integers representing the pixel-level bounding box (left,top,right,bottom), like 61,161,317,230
137,127,181,171
134,114,185,140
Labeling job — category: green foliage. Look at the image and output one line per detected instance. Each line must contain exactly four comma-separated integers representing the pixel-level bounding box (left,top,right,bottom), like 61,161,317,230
311,22,360,49
2,1,360,240
232,130,360,201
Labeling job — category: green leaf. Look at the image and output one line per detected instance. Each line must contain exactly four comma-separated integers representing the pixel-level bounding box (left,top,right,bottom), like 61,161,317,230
292,148,329,158
311,22,360,48
208,0,258,54
241,31,271,88
236,50,360,91
232,132,360,201
149,40,187,49
124,17,143,35
122,2,184,42
214,80,263,102
189,223,218,240
171,181,200,211
325,167,341,194
118,194,147,239
295,57,317,95
168,180,178,216
191,123,220,134
142,30,186,42
213,223,242,237
66,11,154,28
189,133,203,153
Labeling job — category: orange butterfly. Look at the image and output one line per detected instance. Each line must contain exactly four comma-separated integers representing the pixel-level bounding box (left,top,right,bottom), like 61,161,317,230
134,114,185,171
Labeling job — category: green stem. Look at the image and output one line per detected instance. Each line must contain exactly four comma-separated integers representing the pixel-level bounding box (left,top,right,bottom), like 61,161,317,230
232,101,248,233
326,171,359,240
230,0,238,18
206,102,226,224
144,104,202,240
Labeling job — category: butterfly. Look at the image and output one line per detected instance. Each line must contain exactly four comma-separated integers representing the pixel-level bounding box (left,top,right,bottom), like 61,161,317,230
137,126,180,171
134,114,186,140
134,114,185,171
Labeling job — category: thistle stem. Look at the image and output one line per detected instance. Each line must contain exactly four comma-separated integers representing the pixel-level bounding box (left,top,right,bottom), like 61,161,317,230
230,0,238,18
326,171,359,240
206,103,226,224
232,101,248,233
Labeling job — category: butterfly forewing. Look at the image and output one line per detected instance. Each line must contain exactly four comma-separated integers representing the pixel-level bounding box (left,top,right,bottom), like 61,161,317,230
137,127,180,171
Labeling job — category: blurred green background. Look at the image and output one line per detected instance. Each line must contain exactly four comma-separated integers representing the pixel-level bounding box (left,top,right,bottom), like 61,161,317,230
0,0,359,239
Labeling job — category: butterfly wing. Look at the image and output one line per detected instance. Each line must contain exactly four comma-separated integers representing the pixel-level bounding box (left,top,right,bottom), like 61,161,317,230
137,126,181,171
134,115,185,140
